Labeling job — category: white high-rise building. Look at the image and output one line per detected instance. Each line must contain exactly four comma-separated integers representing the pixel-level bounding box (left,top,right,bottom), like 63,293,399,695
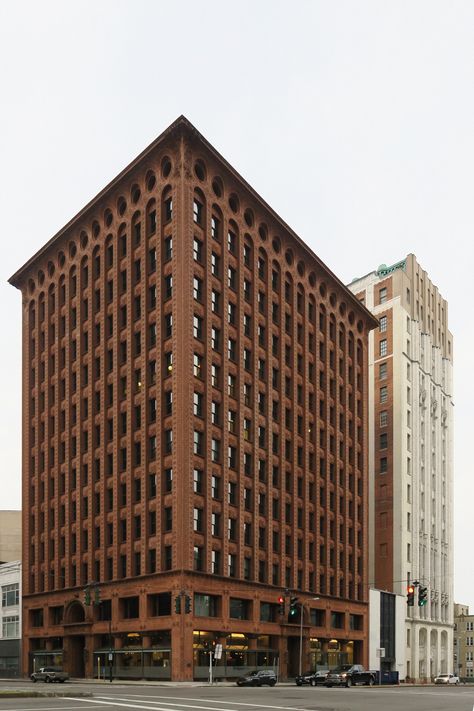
349,254,454,681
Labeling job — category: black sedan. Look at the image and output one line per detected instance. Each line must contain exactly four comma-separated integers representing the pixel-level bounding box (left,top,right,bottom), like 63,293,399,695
295,670,328,686
236,670,277,686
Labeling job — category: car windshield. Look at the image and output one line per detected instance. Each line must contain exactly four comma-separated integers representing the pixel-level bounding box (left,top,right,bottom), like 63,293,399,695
334,665,352,672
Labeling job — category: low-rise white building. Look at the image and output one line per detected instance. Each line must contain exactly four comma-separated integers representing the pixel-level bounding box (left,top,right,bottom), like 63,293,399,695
0,560,21,677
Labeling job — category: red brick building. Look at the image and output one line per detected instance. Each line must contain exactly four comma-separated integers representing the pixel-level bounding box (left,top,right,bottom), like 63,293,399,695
10,116,377,680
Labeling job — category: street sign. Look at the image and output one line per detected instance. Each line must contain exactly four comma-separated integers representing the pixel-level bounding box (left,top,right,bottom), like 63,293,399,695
214,644,223,660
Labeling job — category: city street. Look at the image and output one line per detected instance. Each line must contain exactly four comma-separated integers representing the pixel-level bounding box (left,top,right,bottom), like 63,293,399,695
0,681,473,711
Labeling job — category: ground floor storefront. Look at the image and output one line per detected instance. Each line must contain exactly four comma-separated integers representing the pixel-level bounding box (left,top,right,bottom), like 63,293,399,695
0,638,20,678
29,629,362,681
24,577,367,680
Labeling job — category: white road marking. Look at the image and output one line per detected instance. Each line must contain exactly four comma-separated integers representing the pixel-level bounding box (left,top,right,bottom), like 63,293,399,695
96,698,240,711
108,696,313,711
0,707,109,711
67,700,216,711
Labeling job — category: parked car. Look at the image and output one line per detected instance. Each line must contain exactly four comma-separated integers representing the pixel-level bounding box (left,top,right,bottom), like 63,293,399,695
325,664,377,687
434,673,460,685
31,667,69,683
295,670,329,686
236,669,277,686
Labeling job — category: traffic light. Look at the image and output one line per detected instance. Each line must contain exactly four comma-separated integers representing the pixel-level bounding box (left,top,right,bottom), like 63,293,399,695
185,594,192,614
289,595,299,620
407,585,415,606
84,586,91,606
418,586,428,607
278,596,285,615
175,595,182,614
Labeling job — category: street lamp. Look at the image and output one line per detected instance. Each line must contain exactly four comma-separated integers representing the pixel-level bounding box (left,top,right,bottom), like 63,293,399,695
299,598,320,677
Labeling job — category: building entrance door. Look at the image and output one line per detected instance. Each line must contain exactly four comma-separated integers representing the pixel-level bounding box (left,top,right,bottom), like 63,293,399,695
287,636,300,678
66,636,85,678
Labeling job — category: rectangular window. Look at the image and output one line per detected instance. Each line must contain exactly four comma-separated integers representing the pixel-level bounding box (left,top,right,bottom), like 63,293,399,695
2,584,19,607
193,199,203,225
379,339,387,357
211,216,220,240
193,315,203,340
380,410,388,427
194,594,219,617
2,615,19,638
379,315,387,332
193,238,203,263
380,386,388,404
379,362,387,379
193,352,203,379
229,598,251,620
379,287,387,304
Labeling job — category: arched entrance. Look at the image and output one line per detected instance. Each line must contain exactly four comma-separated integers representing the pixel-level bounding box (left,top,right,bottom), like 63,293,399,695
63,600,87,678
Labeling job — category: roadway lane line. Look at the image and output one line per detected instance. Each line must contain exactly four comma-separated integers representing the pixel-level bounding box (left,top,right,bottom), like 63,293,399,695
96,698,241,711
0,707,110,711
68,699,230,711
110,696,312,711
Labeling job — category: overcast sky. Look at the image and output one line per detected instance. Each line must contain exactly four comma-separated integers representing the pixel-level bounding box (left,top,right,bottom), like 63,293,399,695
1,1,472,605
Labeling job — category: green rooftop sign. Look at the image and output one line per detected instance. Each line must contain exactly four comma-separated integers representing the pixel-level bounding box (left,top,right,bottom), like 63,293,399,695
376,259,406,277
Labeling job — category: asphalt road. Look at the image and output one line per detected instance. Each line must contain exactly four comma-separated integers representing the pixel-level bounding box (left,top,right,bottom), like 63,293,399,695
0,681,473,711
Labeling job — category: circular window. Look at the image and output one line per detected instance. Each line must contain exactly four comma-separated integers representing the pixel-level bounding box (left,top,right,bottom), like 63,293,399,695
80,232,88,250
161,157,171,179
58,251,65,268
297,260,305,277
146,171,157,191
228,193,240,213
319,282,326,298
244,208,254,227
309,271,316,287
285,249,294,266
69,242,77,258
117,196,127,216
348,311,355,325
92,221,100,238
28,279,35,294
339,302,346,317
38,269,45,285
329,292,337,307
272,236,281,253
104,209,113,227
357,320,363,333
194,160,206,181
212,176,223,197
131,184,141,204
47,261,55,277
258,223,268,241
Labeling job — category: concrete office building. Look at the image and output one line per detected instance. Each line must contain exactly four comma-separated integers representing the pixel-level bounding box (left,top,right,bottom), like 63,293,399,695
0,512,21,563
453,604,474,680
10,116,377,680
349,256,454,681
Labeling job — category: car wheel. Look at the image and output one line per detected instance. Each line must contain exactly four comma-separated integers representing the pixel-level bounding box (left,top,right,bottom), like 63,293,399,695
296,681,302,686
326,684,332,688
45,677,51,683
269,680,276,687
59,679,65,683
31,677,37,683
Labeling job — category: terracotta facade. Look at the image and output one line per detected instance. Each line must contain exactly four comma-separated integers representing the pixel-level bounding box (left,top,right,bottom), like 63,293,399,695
10,117,377,680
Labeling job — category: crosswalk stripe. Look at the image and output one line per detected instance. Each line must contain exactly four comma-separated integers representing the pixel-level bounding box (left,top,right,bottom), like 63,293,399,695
96,698,240,711
114,696,311,711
